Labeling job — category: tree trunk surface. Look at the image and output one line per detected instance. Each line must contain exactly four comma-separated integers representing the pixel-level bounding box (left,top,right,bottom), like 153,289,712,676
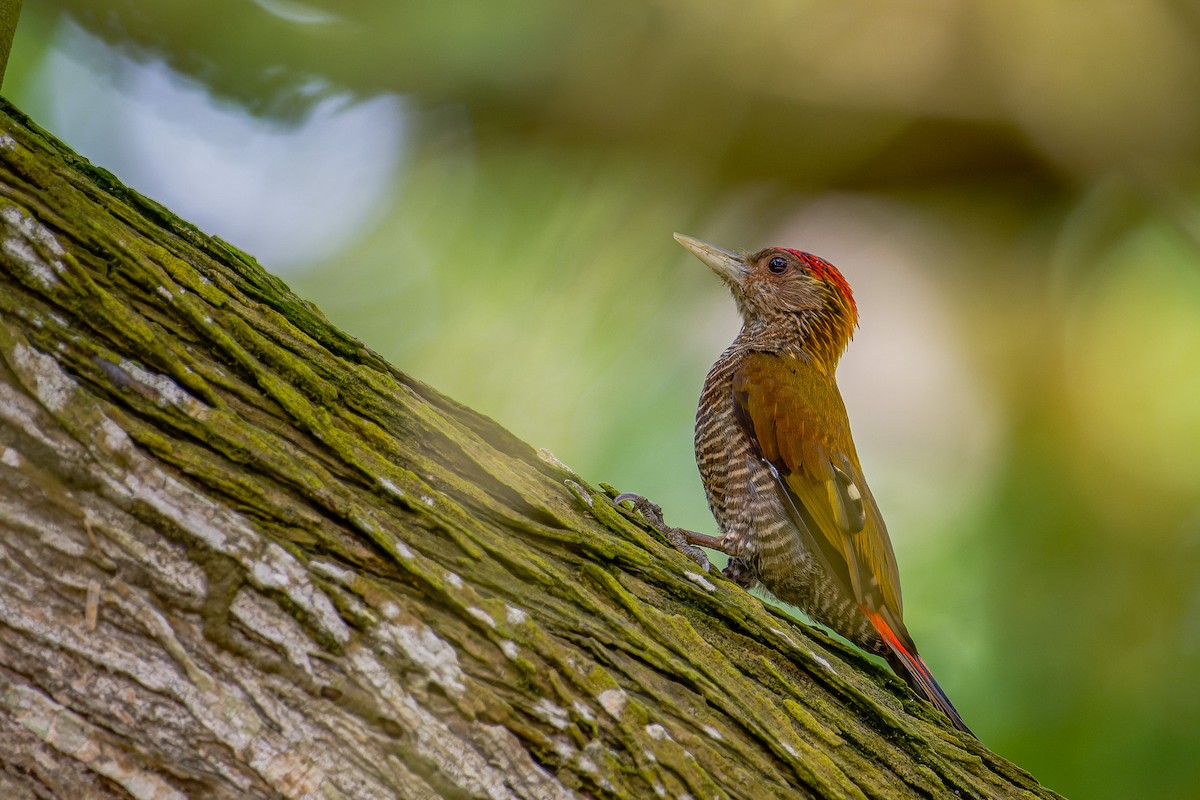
0,98,1059,800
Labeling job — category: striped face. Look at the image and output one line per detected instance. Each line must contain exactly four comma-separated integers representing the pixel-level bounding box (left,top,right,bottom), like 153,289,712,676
777,249,857,320
739,247,858,329
674,233,859,368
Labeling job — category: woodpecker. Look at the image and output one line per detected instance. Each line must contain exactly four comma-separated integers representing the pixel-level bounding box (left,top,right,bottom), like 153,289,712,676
619,233,971,735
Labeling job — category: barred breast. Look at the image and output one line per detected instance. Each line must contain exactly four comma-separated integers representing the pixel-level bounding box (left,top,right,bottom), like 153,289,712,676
693,344,879,649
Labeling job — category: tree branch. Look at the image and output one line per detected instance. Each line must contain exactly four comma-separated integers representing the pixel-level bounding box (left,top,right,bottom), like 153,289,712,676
0,98,1058,799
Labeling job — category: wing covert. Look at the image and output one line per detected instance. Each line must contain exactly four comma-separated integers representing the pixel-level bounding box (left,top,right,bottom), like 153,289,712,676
732,351,904,617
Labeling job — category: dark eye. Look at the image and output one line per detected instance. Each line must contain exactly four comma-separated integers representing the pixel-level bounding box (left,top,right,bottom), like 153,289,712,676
767,255,788,274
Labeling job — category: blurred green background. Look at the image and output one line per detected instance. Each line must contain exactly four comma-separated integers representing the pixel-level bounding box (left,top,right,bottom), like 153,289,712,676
9,2,1200,796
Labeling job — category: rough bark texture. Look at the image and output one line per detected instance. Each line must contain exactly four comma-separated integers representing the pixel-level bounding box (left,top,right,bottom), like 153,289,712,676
0,97,1059,800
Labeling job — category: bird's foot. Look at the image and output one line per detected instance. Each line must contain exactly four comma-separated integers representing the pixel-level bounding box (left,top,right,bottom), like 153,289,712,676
613,492,721,572
721,557,759,590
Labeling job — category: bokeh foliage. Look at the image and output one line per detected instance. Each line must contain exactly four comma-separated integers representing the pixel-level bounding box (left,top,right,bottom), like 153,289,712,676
12,2,1200,798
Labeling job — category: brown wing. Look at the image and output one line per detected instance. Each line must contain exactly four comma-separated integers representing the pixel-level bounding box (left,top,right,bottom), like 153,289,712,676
732,351,904,618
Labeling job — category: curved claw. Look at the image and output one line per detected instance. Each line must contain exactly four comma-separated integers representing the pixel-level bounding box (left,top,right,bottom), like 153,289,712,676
613,492,665,524
613,491,711,572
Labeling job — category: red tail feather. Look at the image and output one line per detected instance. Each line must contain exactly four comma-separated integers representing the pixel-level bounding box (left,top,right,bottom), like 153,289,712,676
863,608,974,736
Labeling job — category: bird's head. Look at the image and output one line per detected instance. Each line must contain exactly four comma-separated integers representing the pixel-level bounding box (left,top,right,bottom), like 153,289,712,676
675,233,858,367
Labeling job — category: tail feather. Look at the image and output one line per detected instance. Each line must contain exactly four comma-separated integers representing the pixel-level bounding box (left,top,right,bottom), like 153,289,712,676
864,608,975,736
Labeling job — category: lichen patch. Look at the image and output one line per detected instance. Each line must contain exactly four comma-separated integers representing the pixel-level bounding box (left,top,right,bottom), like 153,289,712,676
1,203,67,289
388,621,466,696
532,698,570,731
597,688,626,718
10,343,74,412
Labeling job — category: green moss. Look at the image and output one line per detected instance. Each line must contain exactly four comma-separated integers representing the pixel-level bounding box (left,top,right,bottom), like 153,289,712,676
0,94,1063,800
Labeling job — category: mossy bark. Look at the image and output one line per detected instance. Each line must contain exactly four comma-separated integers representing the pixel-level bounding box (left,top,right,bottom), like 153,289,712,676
0,98,1059,800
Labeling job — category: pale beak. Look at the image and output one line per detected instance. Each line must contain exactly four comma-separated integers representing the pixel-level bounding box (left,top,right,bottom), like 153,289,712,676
673,233,747,286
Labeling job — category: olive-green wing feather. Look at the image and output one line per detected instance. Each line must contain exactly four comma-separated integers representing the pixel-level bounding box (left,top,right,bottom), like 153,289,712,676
732,351,903,617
